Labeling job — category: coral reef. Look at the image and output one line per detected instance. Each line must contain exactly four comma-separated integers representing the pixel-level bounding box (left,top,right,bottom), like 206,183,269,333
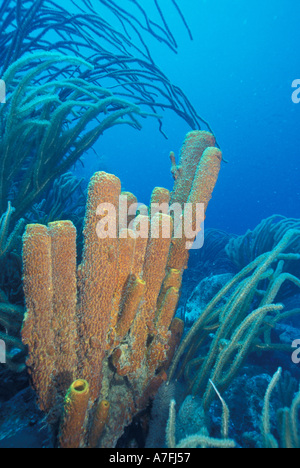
148,217,300,449
158,366,300,448
21,130,221,447
168,228,300,410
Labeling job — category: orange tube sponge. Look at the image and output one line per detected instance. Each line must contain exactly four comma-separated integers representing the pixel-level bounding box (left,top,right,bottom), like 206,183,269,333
188,146,222,212
59,379,90,449
22,221,78,410
109,229,136,336
78,171,121,400
170,130,216,206
21,129,222,447
168,144,222,271
119,191,138,229
115,213,173,377
131,214,149,276
115,276,146,343
150,187,171,207
142,213,174,323
155,286,180,333
147,286,180,375
156,268,182,311
22,224,55,412
48,221,78,394
88,400,110,448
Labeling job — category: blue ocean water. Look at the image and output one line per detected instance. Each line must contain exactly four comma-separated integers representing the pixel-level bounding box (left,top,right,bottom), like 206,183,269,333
75,0,300,235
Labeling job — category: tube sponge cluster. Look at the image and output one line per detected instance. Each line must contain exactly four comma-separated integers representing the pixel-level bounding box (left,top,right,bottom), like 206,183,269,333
21,130,221,448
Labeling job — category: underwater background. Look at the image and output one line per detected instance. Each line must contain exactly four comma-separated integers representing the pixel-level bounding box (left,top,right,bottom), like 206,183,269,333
0,0,300,450
77,0,300,235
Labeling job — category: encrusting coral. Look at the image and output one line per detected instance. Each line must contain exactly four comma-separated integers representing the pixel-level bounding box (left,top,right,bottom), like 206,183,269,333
21,130,221,448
